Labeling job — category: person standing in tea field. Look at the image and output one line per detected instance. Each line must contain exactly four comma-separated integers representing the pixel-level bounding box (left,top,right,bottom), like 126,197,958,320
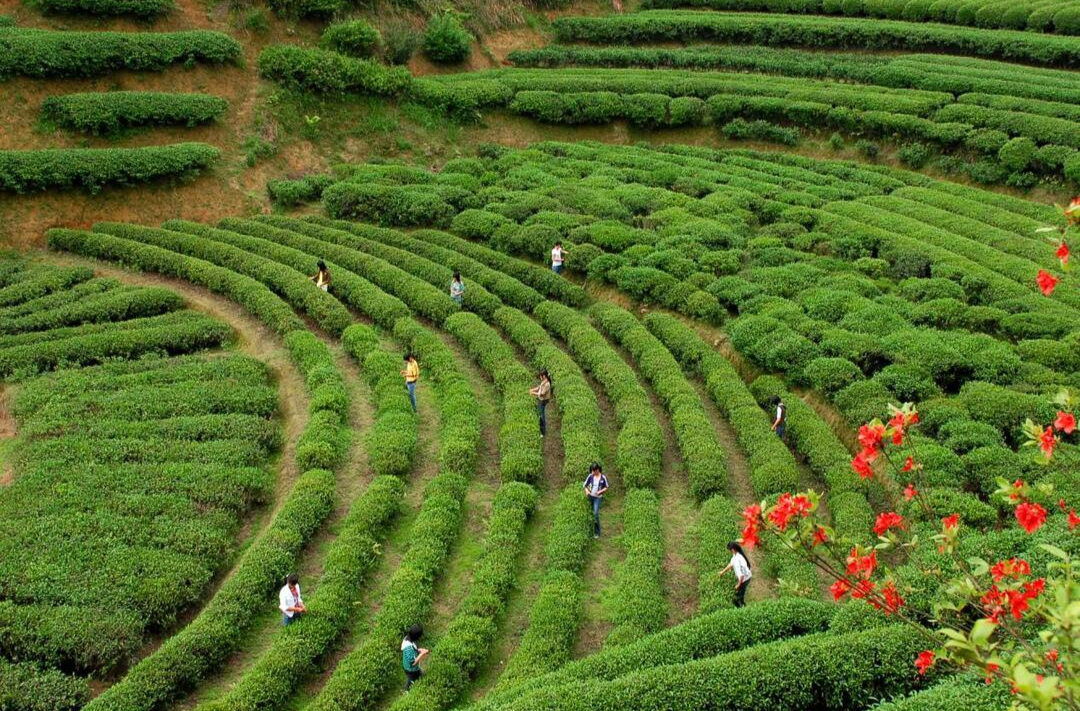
771,396,786,441
401,353,420,413
529,370,552,437
311,261,332,292
719,541,752,608
401,624,430,691
279,573,306,626
551,242,566,275
583,462,609,538
450,272,465,305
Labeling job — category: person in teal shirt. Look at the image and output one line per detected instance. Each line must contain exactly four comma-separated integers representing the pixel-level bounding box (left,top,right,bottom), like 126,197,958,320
401,624,429,691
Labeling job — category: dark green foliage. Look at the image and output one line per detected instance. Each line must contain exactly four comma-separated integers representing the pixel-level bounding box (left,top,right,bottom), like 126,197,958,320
422,12,473,64
42,92,227,135
0,28,241,78
0,144,219,193
258,45,412,95
0,661,88,711
321,19,381,57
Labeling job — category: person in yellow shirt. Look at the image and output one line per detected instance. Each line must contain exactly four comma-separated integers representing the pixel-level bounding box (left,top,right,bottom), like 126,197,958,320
401,354,420,413
310,260,332,292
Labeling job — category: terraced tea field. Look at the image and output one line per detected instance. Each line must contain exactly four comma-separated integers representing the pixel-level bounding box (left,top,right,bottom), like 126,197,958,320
0,0,1077,710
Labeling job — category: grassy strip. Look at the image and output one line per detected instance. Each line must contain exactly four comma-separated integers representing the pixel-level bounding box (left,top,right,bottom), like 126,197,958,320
590,302,726,500
388,482,539,711
307,314,480,711
535,302,662,489
42,92,227,134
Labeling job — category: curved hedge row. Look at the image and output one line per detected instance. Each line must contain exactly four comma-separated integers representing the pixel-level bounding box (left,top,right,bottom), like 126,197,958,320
0,265,93,307
388,482,538,711
0,286,182,335
642,0,1080,36
42,92,227,135
483,625,930,711
535,301,663,490
551,11,1080,67
696,494,743,612
34,0,173,17
177,219,411,330
310,315,481,711
0,310,231,378
343,326,418,478
0,144,219,193
474,598,835,711
0,29,241,78
492,306,602,481
47,228,304,335
494,485,593,689
590,302,727,501
196,476,404,711
445,311,544,483
92,223,353,337
604,488,667,647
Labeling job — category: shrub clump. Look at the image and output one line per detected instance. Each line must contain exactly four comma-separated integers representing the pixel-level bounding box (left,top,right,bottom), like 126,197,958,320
422,12,473,64
320,19,381,57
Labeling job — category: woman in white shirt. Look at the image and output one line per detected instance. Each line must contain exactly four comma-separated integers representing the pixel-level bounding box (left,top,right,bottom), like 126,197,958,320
279,573,306,626
720,541,752,608
551,242,565,275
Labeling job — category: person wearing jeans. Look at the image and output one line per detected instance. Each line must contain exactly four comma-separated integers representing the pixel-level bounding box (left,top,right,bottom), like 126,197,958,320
401,354,419,413
582,462,609,538
771,396,786,441
529,370,552,437
551,242,565,275
401,624,429,691
278,573,306,626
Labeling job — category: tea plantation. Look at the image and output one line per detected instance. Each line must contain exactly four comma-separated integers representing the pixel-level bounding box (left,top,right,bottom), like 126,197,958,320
0,0,1076,710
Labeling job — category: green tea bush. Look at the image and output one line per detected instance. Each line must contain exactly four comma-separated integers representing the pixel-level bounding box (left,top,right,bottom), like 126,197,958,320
0,144,219,193
0,661,88,711
258,45,411,95
41,92,227,134
0,28,241,78
422,12,473,64
321,19,381,57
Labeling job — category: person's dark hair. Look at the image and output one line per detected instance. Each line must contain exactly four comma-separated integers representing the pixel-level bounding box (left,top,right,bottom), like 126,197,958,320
727,541,750,569
539,369,550,382
317,260,327,271
406,624,424,642
555,241,562,247
453,272,461,282
589,462,602,473
404,353,412,362
772,396,782,406
286,573,299,586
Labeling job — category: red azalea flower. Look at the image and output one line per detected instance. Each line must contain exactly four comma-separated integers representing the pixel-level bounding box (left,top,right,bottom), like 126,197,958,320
906,410,919,425
901,456,914,473
858,423,885,452
1069,510,1080,531
984,662,999,685
1015,502,1047,534
1046,649,1059,664
942,513,960,530
1039,426,1058,458
1007,589,1030,620
888,413,905,445
873,511,905,537
1036,269,1059,297
830,578,851,601
850,578,876,601
903,482,918,501
1024,578,1046,599
851,451,874,479
812,526,828,546
1061,498,1068,512
846,548,877,579
1058,241,1071,266
982,585,1004,624
1055,411,1076,434
767,494,793,531
990,557,1031,582
792,494,812,517
881,581,904,614
740,504,762,548
915,650,935,675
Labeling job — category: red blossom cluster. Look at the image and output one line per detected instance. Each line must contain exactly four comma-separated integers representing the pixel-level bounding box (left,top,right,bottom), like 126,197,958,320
850,407,918,480
982,577,1045,623
873,511,904,537
740,503,761,549
1036,196,1077,296
767,493,812,531
1015,501,1047,534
